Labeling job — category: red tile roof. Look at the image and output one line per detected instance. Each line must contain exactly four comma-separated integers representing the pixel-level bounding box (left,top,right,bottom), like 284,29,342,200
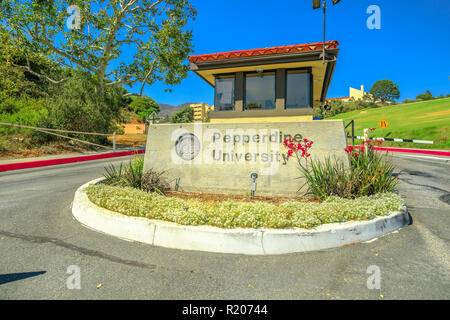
188,40,339,63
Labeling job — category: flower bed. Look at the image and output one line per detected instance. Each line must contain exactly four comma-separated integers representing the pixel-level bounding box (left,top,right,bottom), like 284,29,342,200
85,183,404,229
87,137,404,230
284,137,398,200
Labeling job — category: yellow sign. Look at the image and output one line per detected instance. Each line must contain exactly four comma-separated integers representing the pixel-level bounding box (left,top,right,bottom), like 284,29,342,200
378,119,389,130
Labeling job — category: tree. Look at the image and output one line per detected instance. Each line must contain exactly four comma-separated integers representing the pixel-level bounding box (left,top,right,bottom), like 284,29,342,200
0,27,60,101
0,0,197,96
42,70,124,143
170,106,193,123
370,80,400,103
416,90,434,101
129,96,159,121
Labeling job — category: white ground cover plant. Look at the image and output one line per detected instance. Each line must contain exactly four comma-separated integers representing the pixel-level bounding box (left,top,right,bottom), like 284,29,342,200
85,184,405,229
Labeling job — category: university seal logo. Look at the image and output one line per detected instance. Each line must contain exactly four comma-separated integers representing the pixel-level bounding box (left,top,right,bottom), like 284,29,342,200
174,133,201,161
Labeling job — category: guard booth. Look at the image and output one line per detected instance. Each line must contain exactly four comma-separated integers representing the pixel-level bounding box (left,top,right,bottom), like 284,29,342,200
188,40,339,123
143,40,348,197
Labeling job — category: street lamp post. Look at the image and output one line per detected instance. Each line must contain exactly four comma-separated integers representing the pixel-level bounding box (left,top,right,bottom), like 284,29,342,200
313,0,342,64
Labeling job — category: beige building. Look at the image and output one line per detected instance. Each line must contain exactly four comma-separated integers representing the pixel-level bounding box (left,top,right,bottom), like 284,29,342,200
190,103,214,121
326,84,372,102
349,85,365,100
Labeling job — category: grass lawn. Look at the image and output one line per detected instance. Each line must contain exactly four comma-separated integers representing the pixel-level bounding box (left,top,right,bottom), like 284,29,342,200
86,184,405,229
328,98,450,150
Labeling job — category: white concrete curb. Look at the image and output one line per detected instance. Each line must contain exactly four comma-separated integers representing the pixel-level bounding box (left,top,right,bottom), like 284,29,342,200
72,178,411,255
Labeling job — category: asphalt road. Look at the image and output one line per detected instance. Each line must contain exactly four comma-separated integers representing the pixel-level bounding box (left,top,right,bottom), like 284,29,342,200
0,154,449,300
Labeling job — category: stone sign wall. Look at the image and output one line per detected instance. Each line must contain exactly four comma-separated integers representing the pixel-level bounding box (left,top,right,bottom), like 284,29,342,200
143,120,349,197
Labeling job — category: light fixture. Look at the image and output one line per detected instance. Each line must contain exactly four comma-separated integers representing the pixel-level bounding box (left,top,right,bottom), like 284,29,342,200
313,0,321,9
256,68,264,74
250,173,258,200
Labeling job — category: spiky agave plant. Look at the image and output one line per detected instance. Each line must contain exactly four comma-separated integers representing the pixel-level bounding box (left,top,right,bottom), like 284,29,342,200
122,157,145,189
103,162,124,186
103,156,170,194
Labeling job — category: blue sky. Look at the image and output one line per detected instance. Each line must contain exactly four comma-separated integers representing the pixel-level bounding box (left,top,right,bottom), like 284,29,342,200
141,0,450,106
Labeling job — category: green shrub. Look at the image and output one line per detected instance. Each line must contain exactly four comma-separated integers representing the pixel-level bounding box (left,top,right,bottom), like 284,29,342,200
0,71,126,146
129,96,159,122
44,71,123,144
29,117,58,144
141,168,170,194
284,138,398,200
103,156,169,194
416,90,434,101
122,156,145,189
170,107,193,123
345,141,398,195
119,108,133,124
103,162,125,186
314,99,379,119
0,97,48,134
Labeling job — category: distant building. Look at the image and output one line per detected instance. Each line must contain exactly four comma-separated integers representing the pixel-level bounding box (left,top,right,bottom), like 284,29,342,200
190,103,215,121
326,84,372,102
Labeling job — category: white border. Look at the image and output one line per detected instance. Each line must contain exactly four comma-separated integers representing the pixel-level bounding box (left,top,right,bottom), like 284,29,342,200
72,178,411,255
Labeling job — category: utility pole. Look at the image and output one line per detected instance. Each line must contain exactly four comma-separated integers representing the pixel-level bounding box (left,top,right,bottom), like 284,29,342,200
313,0,342,64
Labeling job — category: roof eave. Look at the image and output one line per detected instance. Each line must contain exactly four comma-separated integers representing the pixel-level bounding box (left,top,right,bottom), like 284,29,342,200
190,48,339,103
191,49,338,71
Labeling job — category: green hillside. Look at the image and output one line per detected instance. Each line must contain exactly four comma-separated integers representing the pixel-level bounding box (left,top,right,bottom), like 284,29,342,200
328,98,450,150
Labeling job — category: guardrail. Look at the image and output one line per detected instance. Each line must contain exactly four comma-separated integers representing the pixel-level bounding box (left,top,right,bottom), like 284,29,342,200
0,122,117,150
347,135,434,145
345,121,434,145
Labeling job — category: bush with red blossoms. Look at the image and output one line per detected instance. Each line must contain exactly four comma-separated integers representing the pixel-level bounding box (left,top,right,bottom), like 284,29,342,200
284,137,313,160
283,136,398,201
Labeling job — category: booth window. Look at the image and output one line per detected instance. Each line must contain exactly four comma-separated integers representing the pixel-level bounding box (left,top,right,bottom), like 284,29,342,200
214,75,235,111
244,72,275,110
285,70,311,109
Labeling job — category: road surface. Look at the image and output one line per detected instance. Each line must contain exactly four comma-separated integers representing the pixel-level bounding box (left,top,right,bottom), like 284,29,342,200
0,154,449,299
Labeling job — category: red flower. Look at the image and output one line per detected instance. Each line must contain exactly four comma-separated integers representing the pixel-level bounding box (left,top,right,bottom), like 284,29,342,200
345,146,354,153
284,137,314,159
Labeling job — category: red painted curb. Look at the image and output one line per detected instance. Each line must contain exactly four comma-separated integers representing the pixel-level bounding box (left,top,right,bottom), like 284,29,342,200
356,146,450,157
0,149,145,172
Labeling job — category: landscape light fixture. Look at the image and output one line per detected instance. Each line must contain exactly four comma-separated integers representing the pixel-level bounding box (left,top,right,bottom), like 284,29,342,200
250,173,258,200
313,0,342,64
